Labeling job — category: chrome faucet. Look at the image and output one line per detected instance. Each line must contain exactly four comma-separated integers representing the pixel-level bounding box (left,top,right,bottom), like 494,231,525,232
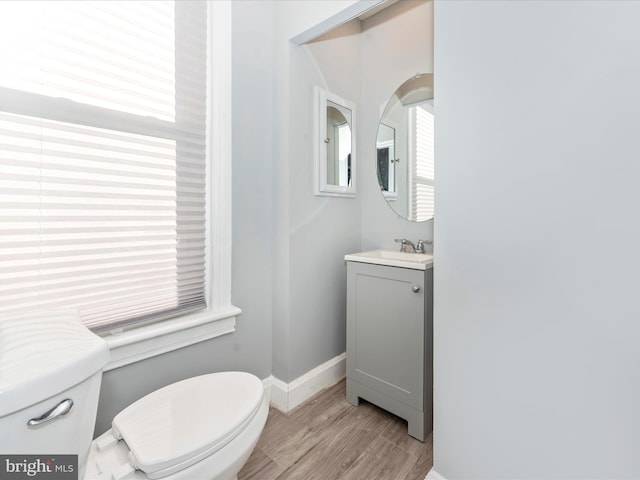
416,239,433,253
395,238,417,253
395,238,433,253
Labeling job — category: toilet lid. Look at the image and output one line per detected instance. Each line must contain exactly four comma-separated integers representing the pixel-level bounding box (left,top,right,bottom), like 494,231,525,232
112,371,264,478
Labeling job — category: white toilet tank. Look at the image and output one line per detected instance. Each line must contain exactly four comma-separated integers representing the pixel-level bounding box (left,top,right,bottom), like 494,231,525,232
0,310,109,479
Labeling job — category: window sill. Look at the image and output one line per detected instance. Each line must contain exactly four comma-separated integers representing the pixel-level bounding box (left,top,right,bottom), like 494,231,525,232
101,306,241,371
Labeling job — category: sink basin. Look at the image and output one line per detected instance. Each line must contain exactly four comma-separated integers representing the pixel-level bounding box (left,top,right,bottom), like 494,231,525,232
344,249,433,270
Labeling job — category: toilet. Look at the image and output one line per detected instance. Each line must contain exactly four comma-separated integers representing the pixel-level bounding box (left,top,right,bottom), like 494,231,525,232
0,310,269,480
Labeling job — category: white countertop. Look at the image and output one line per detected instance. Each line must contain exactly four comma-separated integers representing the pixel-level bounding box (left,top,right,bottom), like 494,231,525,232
344,249,434,270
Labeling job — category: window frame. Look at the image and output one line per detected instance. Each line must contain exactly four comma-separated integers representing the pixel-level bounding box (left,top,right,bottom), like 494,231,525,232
102,0,239,371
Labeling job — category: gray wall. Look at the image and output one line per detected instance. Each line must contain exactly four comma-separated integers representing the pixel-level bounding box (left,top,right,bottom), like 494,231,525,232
268,0,363,386
274,0,435,382
286,20,363,381
95,0,276,435
359,0,434,251
434,1,640,477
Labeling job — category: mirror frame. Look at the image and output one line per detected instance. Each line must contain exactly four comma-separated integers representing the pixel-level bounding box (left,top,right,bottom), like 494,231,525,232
314,87,357,197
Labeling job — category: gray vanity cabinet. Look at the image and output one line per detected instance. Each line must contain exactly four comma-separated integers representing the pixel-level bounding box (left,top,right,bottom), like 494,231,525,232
345,260,433,441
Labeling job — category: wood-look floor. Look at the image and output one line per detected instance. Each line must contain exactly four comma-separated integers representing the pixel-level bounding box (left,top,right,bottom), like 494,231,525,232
238,379,433,480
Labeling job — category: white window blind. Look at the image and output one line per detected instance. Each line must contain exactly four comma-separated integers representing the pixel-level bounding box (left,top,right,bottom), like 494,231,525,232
0,1,208,331
410,103,435,221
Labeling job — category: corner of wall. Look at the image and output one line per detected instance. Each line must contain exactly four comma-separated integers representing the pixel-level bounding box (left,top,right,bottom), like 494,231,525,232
267,352,346,412
425,468,447,480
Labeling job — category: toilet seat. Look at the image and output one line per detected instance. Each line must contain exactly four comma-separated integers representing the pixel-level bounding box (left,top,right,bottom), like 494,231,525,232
109,372,264,479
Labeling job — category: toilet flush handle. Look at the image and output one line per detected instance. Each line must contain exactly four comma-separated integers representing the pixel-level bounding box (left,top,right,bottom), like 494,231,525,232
27,398,74,427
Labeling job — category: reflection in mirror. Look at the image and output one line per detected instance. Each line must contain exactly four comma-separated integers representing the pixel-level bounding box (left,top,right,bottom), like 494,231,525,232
326,102,352,188
376,73,434,222
315,87,356,197
376,123,396,195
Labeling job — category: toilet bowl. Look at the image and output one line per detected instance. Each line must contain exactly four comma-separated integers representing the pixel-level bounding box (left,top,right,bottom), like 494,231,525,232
0,311,268,480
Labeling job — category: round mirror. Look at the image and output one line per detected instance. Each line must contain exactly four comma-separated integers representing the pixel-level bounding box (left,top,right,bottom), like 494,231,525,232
376,73,434,222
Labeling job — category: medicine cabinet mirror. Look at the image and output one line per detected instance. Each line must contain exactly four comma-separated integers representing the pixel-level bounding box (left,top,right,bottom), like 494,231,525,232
376,73,434,221
315,87,356,197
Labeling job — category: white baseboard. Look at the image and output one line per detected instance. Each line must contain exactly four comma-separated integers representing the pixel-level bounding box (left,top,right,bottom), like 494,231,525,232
268,376,289,411
425,468,446,480
265,352,346,413
262,376,273,404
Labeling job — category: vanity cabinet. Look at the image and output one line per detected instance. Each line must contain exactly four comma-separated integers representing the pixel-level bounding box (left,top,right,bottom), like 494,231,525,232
345,260,433,441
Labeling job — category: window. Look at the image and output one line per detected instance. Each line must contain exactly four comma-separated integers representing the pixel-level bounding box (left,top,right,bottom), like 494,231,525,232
409,101,435,221
0,1,210,331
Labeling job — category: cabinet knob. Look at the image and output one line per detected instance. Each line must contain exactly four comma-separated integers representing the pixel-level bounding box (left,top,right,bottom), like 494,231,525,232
412,285,421,293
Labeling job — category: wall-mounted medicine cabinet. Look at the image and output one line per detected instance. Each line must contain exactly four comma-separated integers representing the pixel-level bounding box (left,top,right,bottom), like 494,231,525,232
314,87,356,197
